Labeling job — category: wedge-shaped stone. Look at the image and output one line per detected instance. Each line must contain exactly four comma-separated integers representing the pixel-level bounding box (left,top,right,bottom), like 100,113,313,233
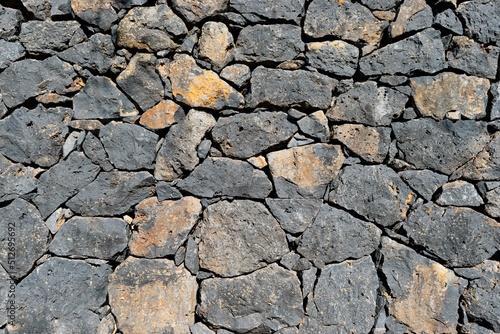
333,124,391,162
453,132,500,181
390,0,433,37
59,33,115,74
399,169,448,201
71,0,118,31
139,100,185,131
265,198,323,234
457,0,500,44
171,0,227,23
0,154,39,203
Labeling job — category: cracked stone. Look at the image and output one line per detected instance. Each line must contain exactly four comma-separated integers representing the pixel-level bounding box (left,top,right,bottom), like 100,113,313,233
436,180,484,207
333,124,391,163
306,41,359,77
19,21,85,55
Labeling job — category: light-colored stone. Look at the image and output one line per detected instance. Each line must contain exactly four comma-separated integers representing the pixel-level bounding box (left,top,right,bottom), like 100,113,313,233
198,21,234,71
333,124,391,163
390,0,433,37
71,0,118,31
247,155,267,169
171,0,228,23
139,100,185,131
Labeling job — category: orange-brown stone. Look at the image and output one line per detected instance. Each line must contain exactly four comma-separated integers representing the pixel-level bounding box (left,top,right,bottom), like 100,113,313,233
139,100,184,131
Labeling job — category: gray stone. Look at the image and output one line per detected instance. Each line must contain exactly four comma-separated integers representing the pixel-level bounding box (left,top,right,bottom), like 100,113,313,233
265,198,323,234
360,0,399,10
381,237,466,333
327,81,408,126
280,252,300,270
33,152,100,219
229,0,304,22
199,200,289,277
71,0,118,31
447,36,499,79
51,0,72,17
457,0,500,44
8,258,111,334
0,105,71,167
0,199,49,279
100,122,158,171
66,171,155,216
197,139,211,159
297,111,330,143
333,124,392,163
22,0,51,19
399,169,448,201
155,110,215,180
0,154,39,203
390,0,433,38
212,111,297,159
220,64,251,88
82,132,114,171
156,182,182,201
485,187,500,218
249,67,335,109
329,165,415,226
20,21,85,55
62,131,81,159
491,82,500,120
405,203,500,267
185,235,200,275
73,76,139,120
171,0,227,23
360,28,447,76
459,323,496,334
435,9,463,34
0,40,24,70
58,33,115,74
287,134,315,148
0,5,22,39
306,41,359,77
0,265,10,326
0,57,77,108
44,208,74,234
198,264,303,333
50,217,130,259
392,119,490,175
235,24,304,63
437,181,484,207
191,322,215,334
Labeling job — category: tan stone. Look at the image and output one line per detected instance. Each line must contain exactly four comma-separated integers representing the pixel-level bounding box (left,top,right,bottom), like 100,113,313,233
198,21,234,71
108,257,197,334
171,0,228,23
411,72,490,120
129,196,202,258
390,0,431,37
247,155,267,169
68,120,103,130
36,93,71,105
139,100,184,131
333,124,391,163
373,10,396,21
169,54,244,110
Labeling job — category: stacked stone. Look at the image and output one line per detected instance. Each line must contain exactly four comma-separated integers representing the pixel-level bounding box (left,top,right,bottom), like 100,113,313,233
0,0,499,333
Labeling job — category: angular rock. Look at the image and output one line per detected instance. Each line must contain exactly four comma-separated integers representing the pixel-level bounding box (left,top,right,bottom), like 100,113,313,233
220,64,251,88
51,0,73,17
405,203,500,267
306,41,359,77
381,237,466,333
71,0,118,31
390,0,433,38
0,41,24,70
0,57,76,108
171,0,227,23
73,76,139,120
436,180,483,207
297,111,330,143
485,187,500,218
129,197,201,258
44,207,73,234
265,198,323,234
169,54,244,110
0,5,22,39
199,200,288,277
410,72,490,120
249,67,335,109
229,0,305,22
50,217,129,259
0,106,71,167
9,258,111,334
453,132,500,181
235,24,304,63
66,171,155,216
360,0,399,10
298,205,381,266
33,152,100,219
82,132,113,171
447,36,499,79
360,28,447,75
199,21,234,71
191,323,215,334
156,182,182,201
435,9,463,35
155,109,215,180
0,155,39,203
327,81,408,126
399,169,448,201
457,0,500,44
491,82,500,120
212,111,297,159
198,264,303,333
329,164,415,226
109,257,197,334
19,21,85,55
267,144,344,198
139,100,185,131
333,124,391,163
177,157,273,198
117,5,187,52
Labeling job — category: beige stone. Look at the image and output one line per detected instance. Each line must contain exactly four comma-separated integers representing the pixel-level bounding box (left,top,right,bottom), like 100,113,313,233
171,0,228,23
247,155,267,169
139,100,184,131
390,0,431,37
333,124,391,163
198,21,234,71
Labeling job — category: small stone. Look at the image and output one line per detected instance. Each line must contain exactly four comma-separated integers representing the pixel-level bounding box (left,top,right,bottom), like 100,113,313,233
20,21,85,55
198,264,303,333
71,0,118,31
229,0,304,22
297,111,330,143
287,134,315,148
266,198,322,234
457,0,500,44
82,132,113,171
169,54,244,110
69,120,103,131
66,171,155,216
62,131,80,158
184,235,200,275
197,139,211,159
171,0,227,23
437,181,484,207
198,22,234,71
45,208,73,234
435,9,463,34
59,33,115,74
109,257,197,334
399,169,448,201
129,197,202,258
97,313,116,334
267,144,344,198
287,108,306,120
0,155,39,203
156,182,182,201
306,41,359,77
390,0,433,38
140,100,185,131
191,322,215,334
448,36,499,80
0,40,24,70
329,164,415,226
51,0,72,17
333,124,391,163
453,132,500,181
0,5,22,39
220,64,251,88
485,187,500,218
360,0,399,10
491,83,500,120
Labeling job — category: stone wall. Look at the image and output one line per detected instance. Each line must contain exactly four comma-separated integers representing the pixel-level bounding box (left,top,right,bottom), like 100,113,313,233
0,0,499,333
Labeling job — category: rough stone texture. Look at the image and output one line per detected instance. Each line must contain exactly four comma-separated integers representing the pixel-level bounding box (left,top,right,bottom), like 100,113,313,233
435,9,463,35
360,0,399,10
410,72,490,120
297,111,330,143
19,21,85,55
333,124,391,163
267,144,344,198
212,111,297,159
485,186,500,218
220,64,251,88
139,99,185,131
129,196,201,258
71,0,118,31
0,40,25,70
457,0,500,44
198,21,234,71
171,0,228,23
155,109,215,180
329,164,415,226
0,5,22,39
66,171,155,216
199,200,288,277
405,203,500,267
0,154,39,203
491,83,500,120
392,119,490,175
82,132,114,171
229,0,304,22
109,257,197,334
198,264,303,333
447,36,499,79
327,81,408,126
177,157,273,198
50,217,129,259
453,132,500,181
306,41,359,77
390,0,433,38
399,169,448,201
436,181,484,207
265,199,323,234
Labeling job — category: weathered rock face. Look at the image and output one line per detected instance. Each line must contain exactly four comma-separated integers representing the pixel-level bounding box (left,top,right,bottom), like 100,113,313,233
399,169,448,201
198,21,234,71
171,0,228,23
457,0,500,44
230,0,304,22
265,199,323,234
306,41,359,77
447,36,499,79
0,155,39,203
453,132,500,181
139,99,185,131
0,40,25,70
390,0,433,37
71,0,118,31
59,33,115,74
333,124,391,162
436,180,483,207
19,21,85,55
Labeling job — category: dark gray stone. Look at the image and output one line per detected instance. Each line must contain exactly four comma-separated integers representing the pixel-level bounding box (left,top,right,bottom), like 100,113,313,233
21,0,51,20
485,187,500,218
0,154,39,203
82,132,114,171
51,0,72,17
306,41,359,77
235,24,304,63
0,5,22,39
326,81,408,126
9,257,111,334
359,28,447,76
491,82,500,120
191,322,216,334
329,164,415,226
197,139,211,159
156,181,182,201
19,21,85,55
212,111,297,159
405,203,500,267
390,0,433,38
435,9,463,35
220,64,251,88
392,119,490,175
71,0,118,31
73,76,139,120
229,0,305,22
184,235,200,275
249,67,335,109
297,110,330,142
0,40,25,70
100,122,158,171
33,152,100,219
360,0,399,10
459,323,496,334
399,169,448,201
0,106,71,167
265,198,323,234
198,264,303,333
457,0,500,45
436,180,484,207
447,36,500,79
177,157,273,199
66,171,155,216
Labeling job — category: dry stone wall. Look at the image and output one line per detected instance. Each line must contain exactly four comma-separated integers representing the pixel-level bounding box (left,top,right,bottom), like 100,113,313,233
0,0,499,333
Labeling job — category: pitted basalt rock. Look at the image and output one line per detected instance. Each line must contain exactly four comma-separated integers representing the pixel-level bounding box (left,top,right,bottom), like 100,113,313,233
333,124,391,163
19,21,85,55
0,154,39,203
306,41,359,77
390,0,433,38
457,0,500,44
59,33,115,74
447,36,500,79
71,0,118,31
229,0,304,22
